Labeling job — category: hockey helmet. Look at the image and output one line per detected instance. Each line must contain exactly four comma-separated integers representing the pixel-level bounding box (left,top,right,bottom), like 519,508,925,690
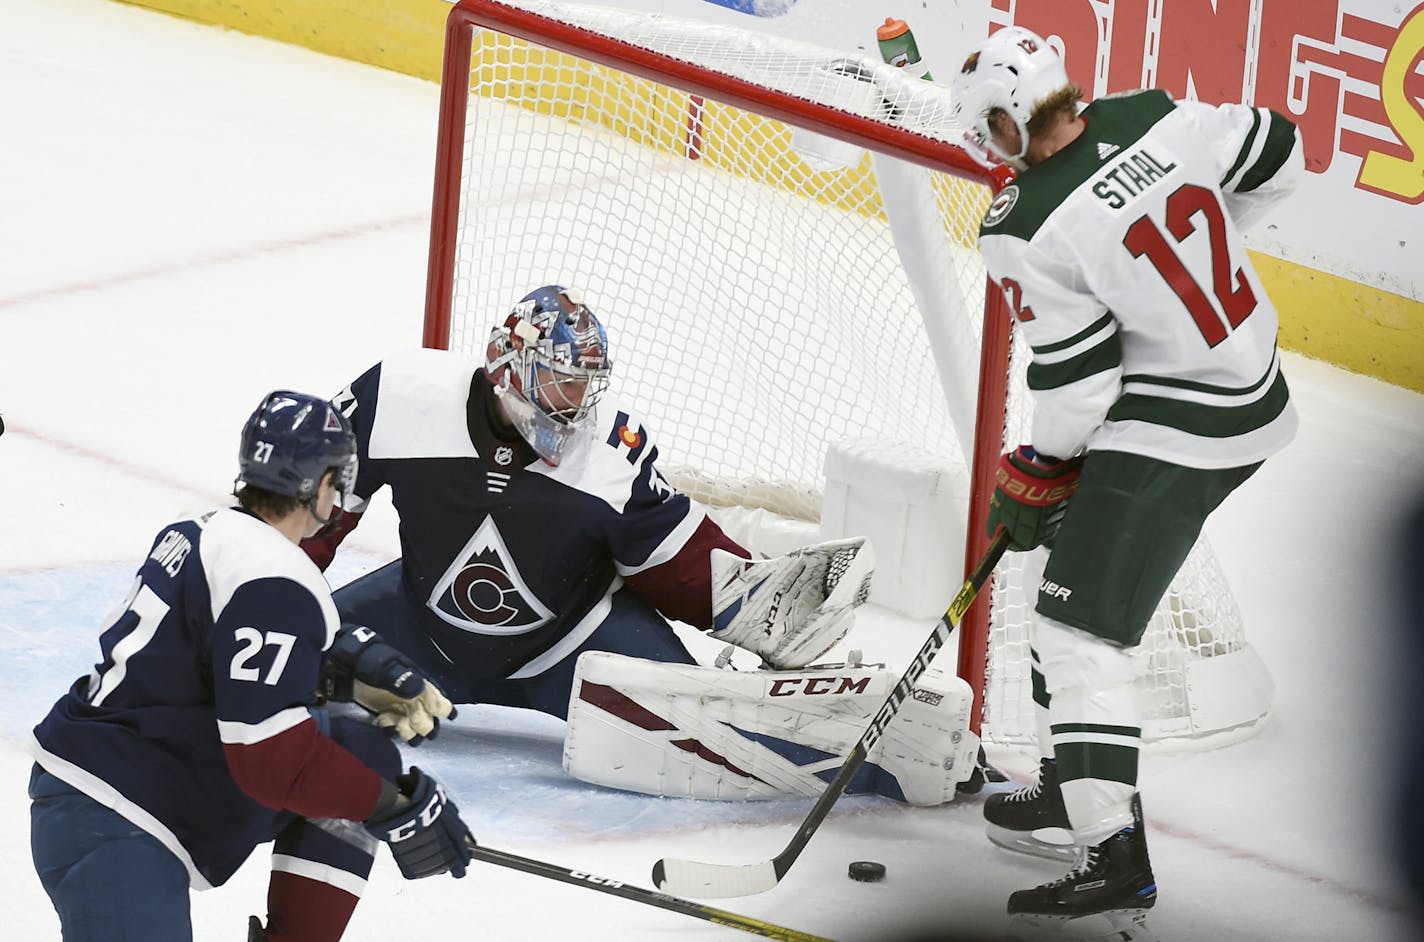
235,390,357,521
486,285,611,466
951,26,1073,167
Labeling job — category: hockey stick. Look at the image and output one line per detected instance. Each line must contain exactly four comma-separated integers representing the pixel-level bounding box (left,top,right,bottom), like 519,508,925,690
652,527,1013,899
466,839,836,942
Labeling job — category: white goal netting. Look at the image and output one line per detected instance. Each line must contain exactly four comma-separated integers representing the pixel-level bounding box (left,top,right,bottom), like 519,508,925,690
426,0,1273,746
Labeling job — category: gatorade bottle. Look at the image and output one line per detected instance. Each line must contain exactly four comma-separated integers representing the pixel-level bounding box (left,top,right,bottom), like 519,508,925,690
876,17,932,81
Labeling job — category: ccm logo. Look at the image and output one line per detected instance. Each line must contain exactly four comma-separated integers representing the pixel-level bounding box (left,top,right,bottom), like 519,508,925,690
387,785,446,843
769,676,873,696
1040,579,1073,601
760,589,787,633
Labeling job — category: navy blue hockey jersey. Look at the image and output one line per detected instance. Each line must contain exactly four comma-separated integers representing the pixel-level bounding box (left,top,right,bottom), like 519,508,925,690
29,508,383,888
310,348,742,682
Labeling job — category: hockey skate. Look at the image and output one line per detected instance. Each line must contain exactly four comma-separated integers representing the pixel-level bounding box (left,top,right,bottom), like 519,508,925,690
985,757,1078,862
1006,794,1158,942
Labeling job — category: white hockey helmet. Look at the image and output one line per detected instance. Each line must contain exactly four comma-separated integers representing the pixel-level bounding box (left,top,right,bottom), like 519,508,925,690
485,284,611,466
950,26,1073,167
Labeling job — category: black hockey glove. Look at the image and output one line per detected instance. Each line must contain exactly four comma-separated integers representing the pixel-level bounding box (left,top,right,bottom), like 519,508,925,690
365,767,474,880
320,625,455,744
986,446,1084,551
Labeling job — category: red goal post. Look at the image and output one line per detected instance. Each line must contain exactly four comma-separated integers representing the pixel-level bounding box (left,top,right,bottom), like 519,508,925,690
421,0,1273,748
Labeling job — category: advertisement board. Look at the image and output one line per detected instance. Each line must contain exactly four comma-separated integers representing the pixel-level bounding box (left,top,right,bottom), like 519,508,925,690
628,0,1423,305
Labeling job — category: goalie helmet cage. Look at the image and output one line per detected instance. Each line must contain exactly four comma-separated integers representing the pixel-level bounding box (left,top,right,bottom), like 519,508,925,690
422,0,1274,749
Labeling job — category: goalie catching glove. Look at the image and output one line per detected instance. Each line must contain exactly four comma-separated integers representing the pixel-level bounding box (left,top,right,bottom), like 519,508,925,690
987,446,1084,551
365,766,473,880
321,625,455,744
708,537,873,669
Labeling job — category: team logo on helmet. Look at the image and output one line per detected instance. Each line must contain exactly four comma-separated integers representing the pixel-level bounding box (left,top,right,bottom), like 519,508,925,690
960,51,981,74
236,390,356,503
569,309,607,369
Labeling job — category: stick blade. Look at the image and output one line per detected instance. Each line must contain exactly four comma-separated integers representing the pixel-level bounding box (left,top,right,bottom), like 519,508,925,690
652,856,780,899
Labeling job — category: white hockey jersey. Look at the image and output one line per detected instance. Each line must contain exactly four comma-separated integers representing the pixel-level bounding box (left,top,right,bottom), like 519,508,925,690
978,90,1304,469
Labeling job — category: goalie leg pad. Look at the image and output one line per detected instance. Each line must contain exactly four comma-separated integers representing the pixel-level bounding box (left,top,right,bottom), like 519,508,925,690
562,651,977,805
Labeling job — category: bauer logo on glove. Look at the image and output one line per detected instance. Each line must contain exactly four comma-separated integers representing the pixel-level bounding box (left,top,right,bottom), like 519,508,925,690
993,465,1079,506
987,446,1084,552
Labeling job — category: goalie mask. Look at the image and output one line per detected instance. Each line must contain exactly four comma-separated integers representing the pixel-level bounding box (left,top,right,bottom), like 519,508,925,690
235,390,358,528
950,26,1072,169
486,285,612,466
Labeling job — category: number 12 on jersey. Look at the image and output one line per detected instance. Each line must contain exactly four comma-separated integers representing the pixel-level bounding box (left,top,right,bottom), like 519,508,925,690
1123,182,1257,347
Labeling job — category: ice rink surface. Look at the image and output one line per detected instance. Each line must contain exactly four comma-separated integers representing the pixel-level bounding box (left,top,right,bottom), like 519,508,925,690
4,0,1424,939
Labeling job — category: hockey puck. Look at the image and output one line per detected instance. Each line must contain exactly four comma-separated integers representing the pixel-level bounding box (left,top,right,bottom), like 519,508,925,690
847,861,886,883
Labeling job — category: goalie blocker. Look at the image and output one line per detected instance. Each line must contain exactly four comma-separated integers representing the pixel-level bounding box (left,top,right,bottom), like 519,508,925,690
564,651,978,805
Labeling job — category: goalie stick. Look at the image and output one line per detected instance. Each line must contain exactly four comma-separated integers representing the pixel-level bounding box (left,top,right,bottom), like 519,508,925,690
652,528,1013,899
466,839,835,942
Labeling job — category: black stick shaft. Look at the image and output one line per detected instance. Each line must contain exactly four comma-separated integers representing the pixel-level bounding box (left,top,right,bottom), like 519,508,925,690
770,528,1013,879
468,841,837,942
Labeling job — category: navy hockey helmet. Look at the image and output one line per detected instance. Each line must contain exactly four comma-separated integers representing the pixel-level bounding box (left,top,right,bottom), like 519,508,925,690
486,285,612,466
235,391,357,513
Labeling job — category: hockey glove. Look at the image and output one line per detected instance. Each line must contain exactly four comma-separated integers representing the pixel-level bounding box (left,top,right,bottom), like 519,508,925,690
708,537,874,669
321,626,455,744
365,767,473,880
986,446,1084,551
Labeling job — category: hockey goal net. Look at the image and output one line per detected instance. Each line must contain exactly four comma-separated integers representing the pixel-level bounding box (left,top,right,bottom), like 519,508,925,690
423,0,1273,747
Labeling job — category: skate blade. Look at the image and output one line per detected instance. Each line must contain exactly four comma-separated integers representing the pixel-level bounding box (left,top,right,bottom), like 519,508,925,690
986,823,1081,863
1008,908,1158,942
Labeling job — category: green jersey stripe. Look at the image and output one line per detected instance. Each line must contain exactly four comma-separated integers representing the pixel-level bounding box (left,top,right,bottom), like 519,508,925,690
1031,661,1049,710
1052,722,1143,737
1123,351,1278,397
1108,368,1291,438
1221,107,1263,189
1031,311,1117,355
1028,335,1123,391
1054,742,1140,786
1238,110,1298,192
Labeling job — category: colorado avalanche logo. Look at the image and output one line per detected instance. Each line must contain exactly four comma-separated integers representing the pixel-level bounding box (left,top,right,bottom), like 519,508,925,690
427,518,554,635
